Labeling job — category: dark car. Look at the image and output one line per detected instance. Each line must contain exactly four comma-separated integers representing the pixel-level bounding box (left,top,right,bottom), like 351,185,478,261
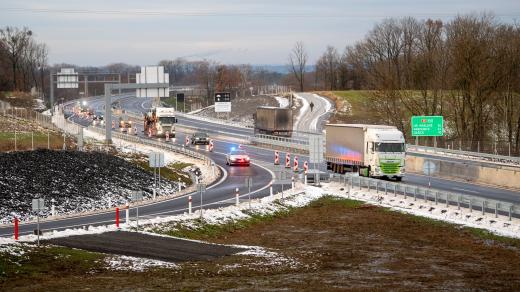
191,132,210,145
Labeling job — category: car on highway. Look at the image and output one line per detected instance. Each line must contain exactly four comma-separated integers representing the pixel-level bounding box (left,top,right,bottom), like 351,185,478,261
191,132,210,145
226,149,250,166
92,111,104,125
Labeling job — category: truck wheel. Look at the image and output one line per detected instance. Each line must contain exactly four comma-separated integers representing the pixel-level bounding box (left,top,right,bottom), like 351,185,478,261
395,177,403,182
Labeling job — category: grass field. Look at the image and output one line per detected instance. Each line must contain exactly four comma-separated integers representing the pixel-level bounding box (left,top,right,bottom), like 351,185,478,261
2,196,519,290
0,197,520,291
0,131,71,151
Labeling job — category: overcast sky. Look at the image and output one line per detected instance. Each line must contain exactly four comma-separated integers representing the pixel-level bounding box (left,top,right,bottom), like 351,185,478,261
1,0,518,66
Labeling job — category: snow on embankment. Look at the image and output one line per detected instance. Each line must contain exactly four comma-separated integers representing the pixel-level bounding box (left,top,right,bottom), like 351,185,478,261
274,96,289,108
3,180,517,247
0,150,178,224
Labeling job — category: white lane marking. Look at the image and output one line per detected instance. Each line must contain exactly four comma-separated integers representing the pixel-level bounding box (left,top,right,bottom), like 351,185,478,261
451,187,480,194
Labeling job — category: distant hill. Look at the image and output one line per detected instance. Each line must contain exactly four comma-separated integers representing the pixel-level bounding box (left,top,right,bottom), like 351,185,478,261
252,65,315,74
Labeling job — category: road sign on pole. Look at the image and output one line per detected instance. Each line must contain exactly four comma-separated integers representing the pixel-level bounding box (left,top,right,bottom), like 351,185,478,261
214,92,231,113
32,198,45,247
411,116,444,137
309,135,324,163
131,191,143,231
423,160,436,188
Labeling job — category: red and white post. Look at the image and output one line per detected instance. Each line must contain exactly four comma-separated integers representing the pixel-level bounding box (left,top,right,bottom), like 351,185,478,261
14,217,18,240
285,153,291,168
235,187,240,206
209,139,214,152
134,127,138,135
115,207,120,228
165,131,170,141
112,120,115,130
148,128,152,138
293,155,299,172
274,151,280,165
188,195,192,214
185,136,190,146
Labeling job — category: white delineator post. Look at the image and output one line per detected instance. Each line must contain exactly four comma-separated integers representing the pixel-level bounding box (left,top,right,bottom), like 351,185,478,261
125,201,129,225
304,161,309,185
235,187,240,206
291,176,295,194
51,199,56,217
269,183,273,198
188,195,192,214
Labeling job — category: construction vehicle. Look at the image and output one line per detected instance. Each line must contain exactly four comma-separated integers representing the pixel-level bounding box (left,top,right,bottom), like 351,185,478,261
144,107,177,137
118,114,132,132
325,124,405,181
253,106,293,137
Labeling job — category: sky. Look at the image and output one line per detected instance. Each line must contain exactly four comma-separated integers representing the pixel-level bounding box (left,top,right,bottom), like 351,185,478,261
0,0,519,66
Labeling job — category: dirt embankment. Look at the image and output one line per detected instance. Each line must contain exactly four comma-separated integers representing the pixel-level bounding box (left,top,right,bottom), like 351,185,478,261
6,197,519,290
0,150,180,223
196,95,279,126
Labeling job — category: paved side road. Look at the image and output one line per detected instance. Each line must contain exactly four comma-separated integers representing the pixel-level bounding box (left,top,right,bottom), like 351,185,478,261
45,231,245,263
294,93,334,133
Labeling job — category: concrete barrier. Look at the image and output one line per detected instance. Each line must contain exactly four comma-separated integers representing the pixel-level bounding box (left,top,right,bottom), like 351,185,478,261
406,156,520,189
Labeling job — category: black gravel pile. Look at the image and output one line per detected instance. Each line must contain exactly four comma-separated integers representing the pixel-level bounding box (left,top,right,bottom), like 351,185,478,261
0,149,177,223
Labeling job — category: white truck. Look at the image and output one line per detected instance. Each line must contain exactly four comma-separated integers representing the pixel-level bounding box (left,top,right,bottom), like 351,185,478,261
144,107,177,138
325,124,406,181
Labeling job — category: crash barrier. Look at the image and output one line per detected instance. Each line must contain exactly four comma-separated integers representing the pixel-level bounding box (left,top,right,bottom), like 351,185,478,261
87,126,213,163
329,173,520,220
407,144,520,166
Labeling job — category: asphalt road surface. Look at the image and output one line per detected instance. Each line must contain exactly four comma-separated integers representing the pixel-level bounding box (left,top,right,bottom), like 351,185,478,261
45,231,245,262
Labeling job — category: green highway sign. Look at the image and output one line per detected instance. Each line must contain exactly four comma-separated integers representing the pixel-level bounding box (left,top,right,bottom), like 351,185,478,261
411,116,444,137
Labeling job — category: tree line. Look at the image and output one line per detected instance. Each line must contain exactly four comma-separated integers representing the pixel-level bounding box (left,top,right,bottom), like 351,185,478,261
0,26,48,95
300,14,520,152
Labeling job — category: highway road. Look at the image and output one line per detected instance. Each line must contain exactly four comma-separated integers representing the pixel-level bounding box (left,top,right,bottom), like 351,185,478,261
2,93,519,238
112,94,520,203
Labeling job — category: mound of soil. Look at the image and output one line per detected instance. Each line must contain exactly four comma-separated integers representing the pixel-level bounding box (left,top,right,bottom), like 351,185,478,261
0,150,177,223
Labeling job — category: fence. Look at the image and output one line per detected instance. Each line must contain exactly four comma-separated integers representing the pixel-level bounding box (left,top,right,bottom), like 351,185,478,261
1,107,59,132
329,174,520,220
406,145,520,166
409,138,520,157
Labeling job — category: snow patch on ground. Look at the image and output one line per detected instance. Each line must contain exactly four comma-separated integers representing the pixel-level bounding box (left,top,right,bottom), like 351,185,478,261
292,93,309,131
2,181,518,270
274,96,289,108
105,255,177,271
321,182,520,239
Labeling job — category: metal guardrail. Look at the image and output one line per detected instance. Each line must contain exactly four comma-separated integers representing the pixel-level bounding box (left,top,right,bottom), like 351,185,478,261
329,173,520,220
407,144,520,166
86,126,212,163
249,133,309,151
117,110,520,167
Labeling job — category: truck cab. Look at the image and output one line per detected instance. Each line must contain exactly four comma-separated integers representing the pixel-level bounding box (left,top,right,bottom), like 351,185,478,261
145,107,177,137
364,128,406,180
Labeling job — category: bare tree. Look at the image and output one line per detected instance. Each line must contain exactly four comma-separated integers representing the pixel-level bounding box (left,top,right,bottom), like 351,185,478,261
0,26,32,90
288,41,308,92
